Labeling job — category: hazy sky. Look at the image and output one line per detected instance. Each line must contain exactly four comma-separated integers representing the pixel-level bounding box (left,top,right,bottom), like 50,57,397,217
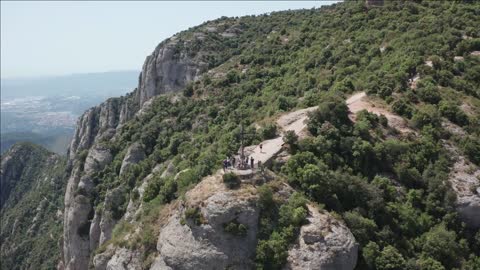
1,1,338,79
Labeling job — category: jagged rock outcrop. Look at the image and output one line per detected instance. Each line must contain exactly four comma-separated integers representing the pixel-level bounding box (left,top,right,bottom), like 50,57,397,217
106,248,143,270
284,205,358,270
84,145,113,175
62,21,239,268
100,187,128,245
119,142,146,176
137,37,208,106
61,15,250,266
150,173,259,270
0,144,37,207
145,172,358,270
93,245,143,270
444,142,480,229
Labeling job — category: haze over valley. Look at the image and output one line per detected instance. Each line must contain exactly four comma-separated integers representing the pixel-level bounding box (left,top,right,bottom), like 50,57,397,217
0,71,138,153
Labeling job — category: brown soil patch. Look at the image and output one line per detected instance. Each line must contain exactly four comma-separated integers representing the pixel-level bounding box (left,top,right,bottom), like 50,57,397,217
346,92,415,134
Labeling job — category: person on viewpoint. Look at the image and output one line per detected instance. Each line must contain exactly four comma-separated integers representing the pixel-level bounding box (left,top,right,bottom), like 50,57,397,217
250,156,254,169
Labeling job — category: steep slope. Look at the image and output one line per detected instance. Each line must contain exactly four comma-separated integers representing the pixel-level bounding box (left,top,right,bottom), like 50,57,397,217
62,18,250,270
55,1,480,269
0,143,67,270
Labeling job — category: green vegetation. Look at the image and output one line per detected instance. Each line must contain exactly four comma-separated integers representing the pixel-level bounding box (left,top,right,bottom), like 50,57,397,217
5,1,478,269
81,2,480,270
0,143,67,270
279,91,478,269
184,207,206,226
255,186,307,269
260,123,278,140
223,219,248,236
223,172,240,189
83,1,479,269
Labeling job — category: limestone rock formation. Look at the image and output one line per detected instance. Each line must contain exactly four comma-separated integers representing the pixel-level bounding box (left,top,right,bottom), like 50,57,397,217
0,143,41,206
150,173,259,270
84,145,113,175
146,172,358,270
62,30,214,268
445,142,480,228
119,142,146,176
137,37,208,106
284,205,358,270
106,248,143,270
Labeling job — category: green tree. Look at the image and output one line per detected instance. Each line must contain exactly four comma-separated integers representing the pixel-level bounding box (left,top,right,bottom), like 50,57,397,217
363,241,380,269
411,105,441,129
307,94,350,134
421,224,464,269
343,211,377,246
376,245,406,270
417,257,445,270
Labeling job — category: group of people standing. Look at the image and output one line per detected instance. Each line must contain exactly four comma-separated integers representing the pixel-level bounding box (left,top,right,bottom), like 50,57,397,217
223,155,257,171
222,143,265,171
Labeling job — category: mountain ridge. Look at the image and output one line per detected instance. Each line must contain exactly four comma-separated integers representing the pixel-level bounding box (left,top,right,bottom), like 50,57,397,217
2,1,480,269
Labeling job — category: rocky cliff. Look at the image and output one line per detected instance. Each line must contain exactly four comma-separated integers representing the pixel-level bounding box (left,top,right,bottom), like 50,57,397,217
0,143,66,270
137,37,208,106
90,171,358,270
57,1,480,269
62,19,243,270
444,142,480,229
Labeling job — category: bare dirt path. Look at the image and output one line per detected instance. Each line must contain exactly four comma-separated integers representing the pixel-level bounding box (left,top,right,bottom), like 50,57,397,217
229,106,317,175
228,91,414,176
346,91,415,134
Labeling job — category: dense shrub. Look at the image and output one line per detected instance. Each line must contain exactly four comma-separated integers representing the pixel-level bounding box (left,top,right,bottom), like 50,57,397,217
439,101,469,126
223,219,248,236
417,84,441,104
411,105,441,129
460,137,480,165
223,172,240,189
260,124,278,140
307,94,350,135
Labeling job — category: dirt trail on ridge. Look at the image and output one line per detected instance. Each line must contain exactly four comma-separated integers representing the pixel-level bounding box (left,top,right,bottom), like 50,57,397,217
228,92,413,176
346,92,414,134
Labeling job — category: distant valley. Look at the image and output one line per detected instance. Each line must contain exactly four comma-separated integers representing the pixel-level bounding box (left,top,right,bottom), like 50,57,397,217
0,71,139,154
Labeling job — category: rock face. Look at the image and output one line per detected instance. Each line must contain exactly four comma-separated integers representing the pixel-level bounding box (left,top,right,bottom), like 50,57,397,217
106,248,142,270
93,247,142,270
150,173,259,270
284,205,358,270
62,27,222,268
1,143,62,208
84,145,113,175
0,144,37,207
137,37,208,106
146,172,358,270
119,142,146,175
445,143,480,229
100,187,127,245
